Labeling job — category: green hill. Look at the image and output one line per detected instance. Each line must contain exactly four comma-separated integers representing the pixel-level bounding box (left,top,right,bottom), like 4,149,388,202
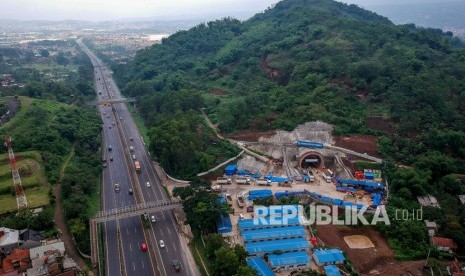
114,0,465,258
121,0,465,165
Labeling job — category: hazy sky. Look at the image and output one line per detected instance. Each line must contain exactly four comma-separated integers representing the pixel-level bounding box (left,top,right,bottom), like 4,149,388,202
0,0,447,21
0,0,280,21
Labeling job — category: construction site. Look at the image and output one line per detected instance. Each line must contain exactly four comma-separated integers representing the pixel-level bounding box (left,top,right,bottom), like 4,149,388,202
209,121,388,275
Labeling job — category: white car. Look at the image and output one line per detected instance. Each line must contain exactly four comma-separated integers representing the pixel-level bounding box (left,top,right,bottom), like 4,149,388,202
151,215,156,223
146,182,151,187
159,240,165,248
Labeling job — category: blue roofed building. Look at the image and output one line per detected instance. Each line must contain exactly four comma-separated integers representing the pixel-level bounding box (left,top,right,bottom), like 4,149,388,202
268,251,311,271
313,249,345,266
324,265,341,276
238,217,301,231
242,226,306,243
224,164,237,175
245,237,310,256
216,213,232,234
246,257,275,276
253,205,300,218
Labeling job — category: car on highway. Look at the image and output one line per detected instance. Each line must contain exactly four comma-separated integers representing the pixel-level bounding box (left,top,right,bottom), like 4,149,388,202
128,188,133,195
108,145,112,151
159,240,165,248
172,260,181,272
146,182,151,187
132,154,136,160
112,122,115,125
141,242,147,252
130,136,134,141
110,156,113,161
151,215,156,223
114,183,120,192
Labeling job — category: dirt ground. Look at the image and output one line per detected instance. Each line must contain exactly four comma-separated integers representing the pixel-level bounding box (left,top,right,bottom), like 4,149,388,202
316,225,429,276
334,135,381,158
225,130,276,142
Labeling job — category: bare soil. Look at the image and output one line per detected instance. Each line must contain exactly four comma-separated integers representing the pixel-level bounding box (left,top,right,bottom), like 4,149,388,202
210,88,227,96
316,225,429,276
225,130,277,142
334,135,381,158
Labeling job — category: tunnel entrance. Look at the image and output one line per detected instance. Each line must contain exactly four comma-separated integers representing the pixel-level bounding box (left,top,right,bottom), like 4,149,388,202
298,152,324,169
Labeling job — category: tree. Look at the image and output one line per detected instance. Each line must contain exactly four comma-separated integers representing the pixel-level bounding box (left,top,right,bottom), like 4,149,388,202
68,218,86,237
205,234,226,260
211,247,240,276
234,266,256,276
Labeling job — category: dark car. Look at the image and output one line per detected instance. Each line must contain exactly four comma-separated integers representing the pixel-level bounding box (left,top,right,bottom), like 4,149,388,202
172,260,181,272
128,188,133,195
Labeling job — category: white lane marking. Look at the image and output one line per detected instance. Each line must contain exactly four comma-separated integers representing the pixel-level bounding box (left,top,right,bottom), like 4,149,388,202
167,227,171,235
173,243,177,252
132,262,135,271
142,260,145,269
129,243,132,252
134,227,137,233
126,227,129,235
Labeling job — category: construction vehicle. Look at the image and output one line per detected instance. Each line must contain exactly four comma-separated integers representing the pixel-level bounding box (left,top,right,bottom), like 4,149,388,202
237,195,245,208
225,194,233,207
256,180,272,186
278,182,292,187
236,177,251,185
217,177,232,185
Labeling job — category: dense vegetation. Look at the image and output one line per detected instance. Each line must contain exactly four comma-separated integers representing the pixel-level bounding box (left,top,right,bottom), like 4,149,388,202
110,0,465,260
0,98,101,253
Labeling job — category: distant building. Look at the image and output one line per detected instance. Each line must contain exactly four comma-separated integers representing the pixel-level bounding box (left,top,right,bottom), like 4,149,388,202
0,248,31,274
27,240,78,276
0,227,20,254
432,237,457,253
424,220,438,237
417,195,440,208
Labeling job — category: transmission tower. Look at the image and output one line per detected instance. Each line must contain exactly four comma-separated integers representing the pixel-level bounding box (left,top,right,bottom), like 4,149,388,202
5,135,27,209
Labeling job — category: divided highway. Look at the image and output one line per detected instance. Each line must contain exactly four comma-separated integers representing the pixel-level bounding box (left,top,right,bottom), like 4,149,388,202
78,39,196,276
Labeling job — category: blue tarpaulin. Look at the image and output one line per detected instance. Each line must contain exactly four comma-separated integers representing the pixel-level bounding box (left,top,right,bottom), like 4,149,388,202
248,189,273,200
274,190,306,199
264,175,292,183
238,217,301,230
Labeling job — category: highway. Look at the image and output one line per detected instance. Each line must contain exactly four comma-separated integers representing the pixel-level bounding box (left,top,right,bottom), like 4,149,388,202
77,39,195,276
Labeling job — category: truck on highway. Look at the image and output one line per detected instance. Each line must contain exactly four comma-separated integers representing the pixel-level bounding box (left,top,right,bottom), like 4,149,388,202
135,161,141,173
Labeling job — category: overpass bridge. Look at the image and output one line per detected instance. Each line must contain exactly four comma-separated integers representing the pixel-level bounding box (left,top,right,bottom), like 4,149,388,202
89,199,182,268
87,98,137,106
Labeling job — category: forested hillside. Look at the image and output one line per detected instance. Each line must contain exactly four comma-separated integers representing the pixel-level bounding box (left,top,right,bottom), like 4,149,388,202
114,0,465,257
